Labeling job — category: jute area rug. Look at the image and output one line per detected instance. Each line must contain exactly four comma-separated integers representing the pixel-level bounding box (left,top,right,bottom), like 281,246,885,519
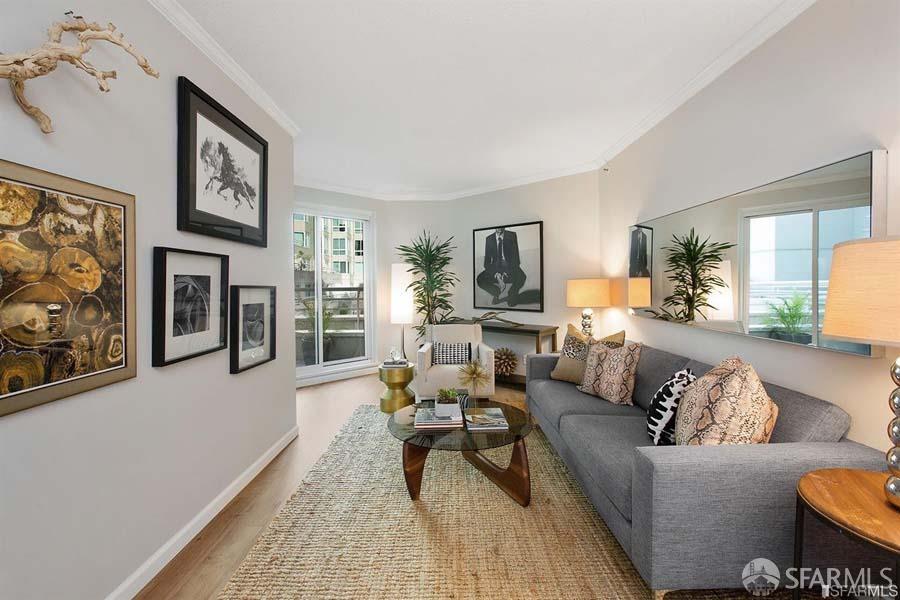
219,405,790,599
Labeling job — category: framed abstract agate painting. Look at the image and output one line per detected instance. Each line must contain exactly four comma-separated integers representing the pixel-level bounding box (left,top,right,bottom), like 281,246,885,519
0,159,136,417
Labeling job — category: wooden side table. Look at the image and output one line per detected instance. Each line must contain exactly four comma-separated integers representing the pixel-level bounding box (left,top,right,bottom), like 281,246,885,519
794,468,900,599
378,364,415,413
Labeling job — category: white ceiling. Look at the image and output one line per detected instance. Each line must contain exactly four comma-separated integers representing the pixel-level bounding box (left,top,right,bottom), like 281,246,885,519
164,0,813,201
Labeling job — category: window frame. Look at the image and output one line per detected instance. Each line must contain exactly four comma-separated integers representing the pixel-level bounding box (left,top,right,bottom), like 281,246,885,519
293,203,377,385
738,193,871,347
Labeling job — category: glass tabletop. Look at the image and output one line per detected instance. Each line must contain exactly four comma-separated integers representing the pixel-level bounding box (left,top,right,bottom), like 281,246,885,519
387,400,532,451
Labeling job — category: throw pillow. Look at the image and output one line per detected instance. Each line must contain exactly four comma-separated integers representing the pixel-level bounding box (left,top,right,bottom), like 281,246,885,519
577,342,642,405
646,369,697,446
550,325,625,384
432,342,471,366
674,357,779,445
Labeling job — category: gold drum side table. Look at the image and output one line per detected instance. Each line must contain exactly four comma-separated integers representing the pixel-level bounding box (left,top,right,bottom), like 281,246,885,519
379,364,416,413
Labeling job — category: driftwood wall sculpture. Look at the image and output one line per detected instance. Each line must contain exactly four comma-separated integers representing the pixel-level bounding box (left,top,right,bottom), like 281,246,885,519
0,14,159,133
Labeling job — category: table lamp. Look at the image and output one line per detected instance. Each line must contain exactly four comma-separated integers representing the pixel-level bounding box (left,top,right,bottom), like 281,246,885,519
390,263,415,360
628,277,651,309
822,237,900,509
566,278,610,336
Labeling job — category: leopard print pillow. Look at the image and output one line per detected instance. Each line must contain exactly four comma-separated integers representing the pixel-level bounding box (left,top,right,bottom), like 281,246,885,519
675,356,779,445
550,326,625,384
577,342,642,405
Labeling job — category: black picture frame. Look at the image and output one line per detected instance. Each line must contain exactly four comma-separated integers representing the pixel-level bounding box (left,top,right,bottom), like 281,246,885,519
473,220,544,313
229,285,276,374
152,247,229,367
177,76,268,247
628,224,653,279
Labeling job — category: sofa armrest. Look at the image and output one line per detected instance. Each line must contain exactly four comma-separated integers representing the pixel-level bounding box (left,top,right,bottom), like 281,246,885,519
525,353,559,383
417,343,433,381
631,441,884,590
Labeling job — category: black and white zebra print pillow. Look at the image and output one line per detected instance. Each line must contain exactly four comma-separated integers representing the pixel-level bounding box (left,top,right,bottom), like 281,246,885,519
646,368,696,446
432,342,472,365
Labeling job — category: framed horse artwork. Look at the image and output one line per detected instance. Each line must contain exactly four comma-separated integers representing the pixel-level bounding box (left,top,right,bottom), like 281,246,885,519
177,76,268,247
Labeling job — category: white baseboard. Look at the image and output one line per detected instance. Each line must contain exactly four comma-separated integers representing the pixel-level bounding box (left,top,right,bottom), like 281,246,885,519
106,425,300,600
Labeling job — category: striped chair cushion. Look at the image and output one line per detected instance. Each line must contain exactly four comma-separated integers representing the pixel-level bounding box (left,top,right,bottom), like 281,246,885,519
432,342,472,365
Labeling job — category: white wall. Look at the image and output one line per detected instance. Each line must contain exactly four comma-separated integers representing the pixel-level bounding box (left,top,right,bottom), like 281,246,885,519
330,0,899,451
599,0,900,451
0,2,296,599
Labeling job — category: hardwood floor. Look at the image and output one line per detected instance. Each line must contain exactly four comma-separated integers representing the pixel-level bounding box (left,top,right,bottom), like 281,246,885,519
136,375,525,599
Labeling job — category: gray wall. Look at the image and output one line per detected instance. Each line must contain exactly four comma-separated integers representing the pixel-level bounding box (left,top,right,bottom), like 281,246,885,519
0,2,296,598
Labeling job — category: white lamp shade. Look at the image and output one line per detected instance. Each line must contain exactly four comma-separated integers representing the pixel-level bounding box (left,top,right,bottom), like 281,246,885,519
822,237,900,347
706,260,735,321
566,278,610,308
390,263,415,325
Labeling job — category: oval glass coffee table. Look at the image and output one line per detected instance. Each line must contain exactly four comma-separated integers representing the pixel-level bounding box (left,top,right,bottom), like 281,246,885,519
387,400,533,506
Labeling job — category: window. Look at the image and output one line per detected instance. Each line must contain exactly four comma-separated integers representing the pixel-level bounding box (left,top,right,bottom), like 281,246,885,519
742,200,870,353
293,212,372,374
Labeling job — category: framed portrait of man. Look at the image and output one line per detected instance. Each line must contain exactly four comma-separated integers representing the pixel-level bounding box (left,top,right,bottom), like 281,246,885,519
473,221,543,312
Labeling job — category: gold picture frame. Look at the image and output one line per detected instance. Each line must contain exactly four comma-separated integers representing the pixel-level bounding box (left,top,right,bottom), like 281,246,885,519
0,159,136,416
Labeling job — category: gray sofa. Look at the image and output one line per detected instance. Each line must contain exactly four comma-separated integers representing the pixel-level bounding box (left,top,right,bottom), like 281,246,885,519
525,345,884,594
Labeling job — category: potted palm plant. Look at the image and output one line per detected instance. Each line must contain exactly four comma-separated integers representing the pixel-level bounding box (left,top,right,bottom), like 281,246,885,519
396,232,459,339
648,228,735,323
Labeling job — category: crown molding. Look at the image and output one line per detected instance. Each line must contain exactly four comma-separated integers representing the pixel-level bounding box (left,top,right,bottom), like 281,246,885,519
298,0,815,202
296,158,604,202
148,0,301,138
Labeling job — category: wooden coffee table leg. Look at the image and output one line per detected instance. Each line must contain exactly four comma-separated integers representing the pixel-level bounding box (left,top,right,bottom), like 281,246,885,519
402,442,430,500
462,438,531,507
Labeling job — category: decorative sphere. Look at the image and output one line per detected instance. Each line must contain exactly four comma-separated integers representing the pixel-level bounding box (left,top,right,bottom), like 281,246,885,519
885,477,900,509
891,389,900,416
888,447,900,476
890,417,900,446
892,358,900,387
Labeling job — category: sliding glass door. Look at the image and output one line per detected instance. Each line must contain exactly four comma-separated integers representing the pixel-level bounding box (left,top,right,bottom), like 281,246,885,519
294,210,372,379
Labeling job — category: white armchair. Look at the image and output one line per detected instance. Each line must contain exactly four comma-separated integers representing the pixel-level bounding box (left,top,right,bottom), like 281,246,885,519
414,324,495,400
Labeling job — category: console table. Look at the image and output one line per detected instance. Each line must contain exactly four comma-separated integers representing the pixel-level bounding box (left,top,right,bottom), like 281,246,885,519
475,320,559,354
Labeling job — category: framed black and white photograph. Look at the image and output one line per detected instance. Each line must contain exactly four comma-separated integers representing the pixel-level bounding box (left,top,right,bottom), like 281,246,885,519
629,225,653,278
230,285,276,374
178,76,268,247
473,220,543,312
152,247,229,367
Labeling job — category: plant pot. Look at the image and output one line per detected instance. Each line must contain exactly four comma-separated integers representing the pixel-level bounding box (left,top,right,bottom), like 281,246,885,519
435,401,462,420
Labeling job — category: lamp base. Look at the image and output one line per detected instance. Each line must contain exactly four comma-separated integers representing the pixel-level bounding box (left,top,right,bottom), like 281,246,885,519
886,357,900,509
581,308,593,337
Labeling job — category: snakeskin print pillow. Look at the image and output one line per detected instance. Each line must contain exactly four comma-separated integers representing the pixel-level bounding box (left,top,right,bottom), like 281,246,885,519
550,325,625,384
577,342,642,405
674,356,779,445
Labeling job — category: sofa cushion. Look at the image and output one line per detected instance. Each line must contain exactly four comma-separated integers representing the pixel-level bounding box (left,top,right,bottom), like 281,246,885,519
559,415,651,520
646,368,697,446
527,379,645,430
551,326,624,384
578,342,642,404
632,347,692,411
675,357,779,445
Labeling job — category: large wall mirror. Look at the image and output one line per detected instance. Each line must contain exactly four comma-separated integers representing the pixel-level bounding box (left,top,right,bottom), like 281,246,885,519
631,151,886,357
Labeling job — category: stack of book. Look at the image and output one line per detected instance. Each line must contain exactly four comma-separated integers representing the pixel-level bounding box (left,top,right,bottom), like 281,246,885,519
381,359,409,368
414,407,463,431
464,407,509,432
